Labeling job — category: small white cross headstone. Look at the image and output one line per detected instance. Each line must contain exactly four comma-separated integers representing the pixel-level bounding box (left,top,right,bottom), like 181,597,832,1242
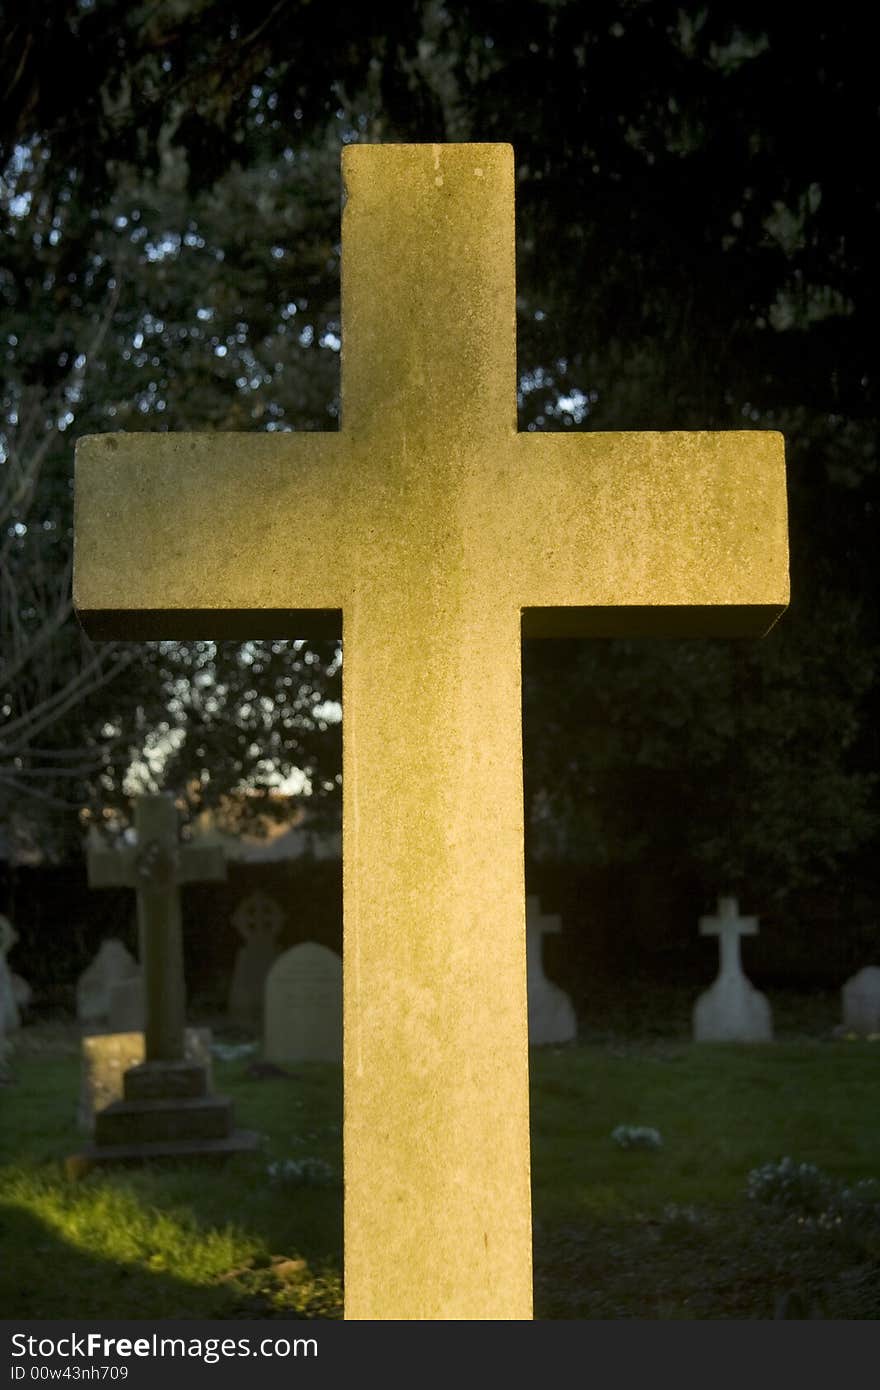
525,897,576,1045
693,895,773,1042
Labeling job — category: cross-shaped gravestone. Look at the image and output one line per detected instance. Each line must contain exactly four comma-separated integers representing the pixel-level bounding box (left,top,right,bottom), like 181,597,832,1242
232,891,284,943
700,896,757,975
73,144,788,1319
525,895,576,1045
87,795,226,1062
228,891,284,1024
693,894,773,1041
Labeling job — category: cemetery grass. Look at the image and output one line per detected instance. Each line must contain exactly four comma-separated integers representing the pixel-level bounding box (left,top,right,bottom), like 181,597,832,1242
1,1000,878,1320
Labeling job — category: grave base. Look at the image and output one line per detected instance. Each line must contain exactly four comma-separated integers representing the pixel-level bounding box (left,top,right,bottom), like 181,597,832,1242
65,1129,261,1178
69,1053,261,1175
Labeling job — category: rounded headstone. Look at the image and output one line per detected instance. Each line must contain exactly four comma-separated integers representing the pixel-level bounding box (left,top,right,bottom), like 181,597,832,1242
841,965,880,1035
76,939,140,1024
264,943,342,1063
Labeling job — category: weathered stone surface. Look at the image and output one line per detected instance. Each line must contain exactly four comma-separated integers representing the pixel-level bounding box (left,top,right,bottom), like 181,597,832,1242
75,939,140,1025
77,1027,213,1132
264,942,342,1063
87,796,225,1062
124,1058,207,1101
66,1130,260,1178
77,800,253,1167
228,892,283,1026
841,966,880,1035
107,976,145,1032
693,896,773,1042
74,144,790,1320
526,897,577,1046
74,1027,258,1167
95,1093,233,1146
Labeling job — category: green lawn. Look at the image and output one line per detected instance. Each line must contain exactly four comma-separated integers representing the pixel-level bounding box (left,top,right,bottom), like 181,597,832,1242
1,1017,878,1319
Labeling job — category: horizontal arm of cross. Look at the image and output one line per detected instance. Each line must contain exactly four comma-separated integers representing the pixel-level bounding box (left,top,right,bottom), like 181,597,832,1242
87,844,138,888
700,918,758,936
75,424,788,642
504,430,788,638
74,432,351,640
178,844,227,884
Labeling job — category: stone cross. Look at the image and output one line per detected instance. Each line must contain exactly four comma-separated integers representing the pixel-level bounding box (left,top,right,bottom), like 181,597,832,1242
73,144,789,1319
228,891,284,1024
699,895,757,977
694,894,772,1042
526,896,561,960
525,896,577,1045
232,891,284,945
87,795,225,1062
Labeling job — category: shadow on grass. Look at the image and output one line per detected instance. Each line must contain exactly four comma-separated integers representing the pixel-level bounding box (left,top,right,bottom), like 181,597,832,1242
0,1200,219,1319
0,1163,344,1320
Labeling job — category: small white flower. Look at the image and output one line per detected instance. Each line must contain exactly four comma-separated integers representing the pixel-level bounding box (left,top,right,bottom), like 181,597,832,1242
611,1124,663,1150
267,1156,335,1185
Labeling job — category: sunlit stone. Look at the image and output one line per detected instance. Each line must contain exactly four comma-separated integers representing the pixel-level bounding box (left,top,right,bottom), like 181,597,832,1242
74,143,789,1318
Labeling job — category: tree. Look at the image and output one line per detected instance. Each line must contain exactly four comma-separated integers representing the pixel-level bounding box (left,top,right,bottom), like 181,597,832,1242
0,2,876,915
1,63,348,853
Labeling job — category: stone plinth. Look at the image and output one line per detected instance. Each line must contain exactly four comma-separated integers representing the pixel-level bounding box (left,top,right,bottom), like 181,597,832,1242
78,1027,213,1132
70,1052,258,1171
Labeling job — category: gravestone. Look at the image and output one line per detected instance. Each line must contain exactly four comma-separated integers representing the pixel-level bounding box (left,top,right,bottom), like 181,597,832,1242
76,939,140,1025
0,952,19,1037
11,974,32,1015
74,143,789,1318
264,943,343,1063
525,897,577,1045
69,795,257,1168
228,892,283,1026
841,966,880,1035
0,914,31,1023
693,896,773,1042
78,1027,213,1132
0,915,23,1033
107,976,145,1032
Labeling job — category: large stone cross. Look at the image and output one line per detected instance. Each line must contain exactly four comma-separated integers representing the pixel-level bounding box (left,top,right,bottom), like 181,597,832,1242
73,143,789,1319
87,794,226,1061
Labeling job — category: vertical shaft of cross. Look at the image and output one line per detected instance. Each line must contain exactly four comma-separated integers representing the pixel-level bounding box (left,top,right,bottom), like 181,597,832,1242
343,599,533,1319
339,144,532,1319
718,930,743,978
134,795,186,1062
340,144,516,440
701,897,756,982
